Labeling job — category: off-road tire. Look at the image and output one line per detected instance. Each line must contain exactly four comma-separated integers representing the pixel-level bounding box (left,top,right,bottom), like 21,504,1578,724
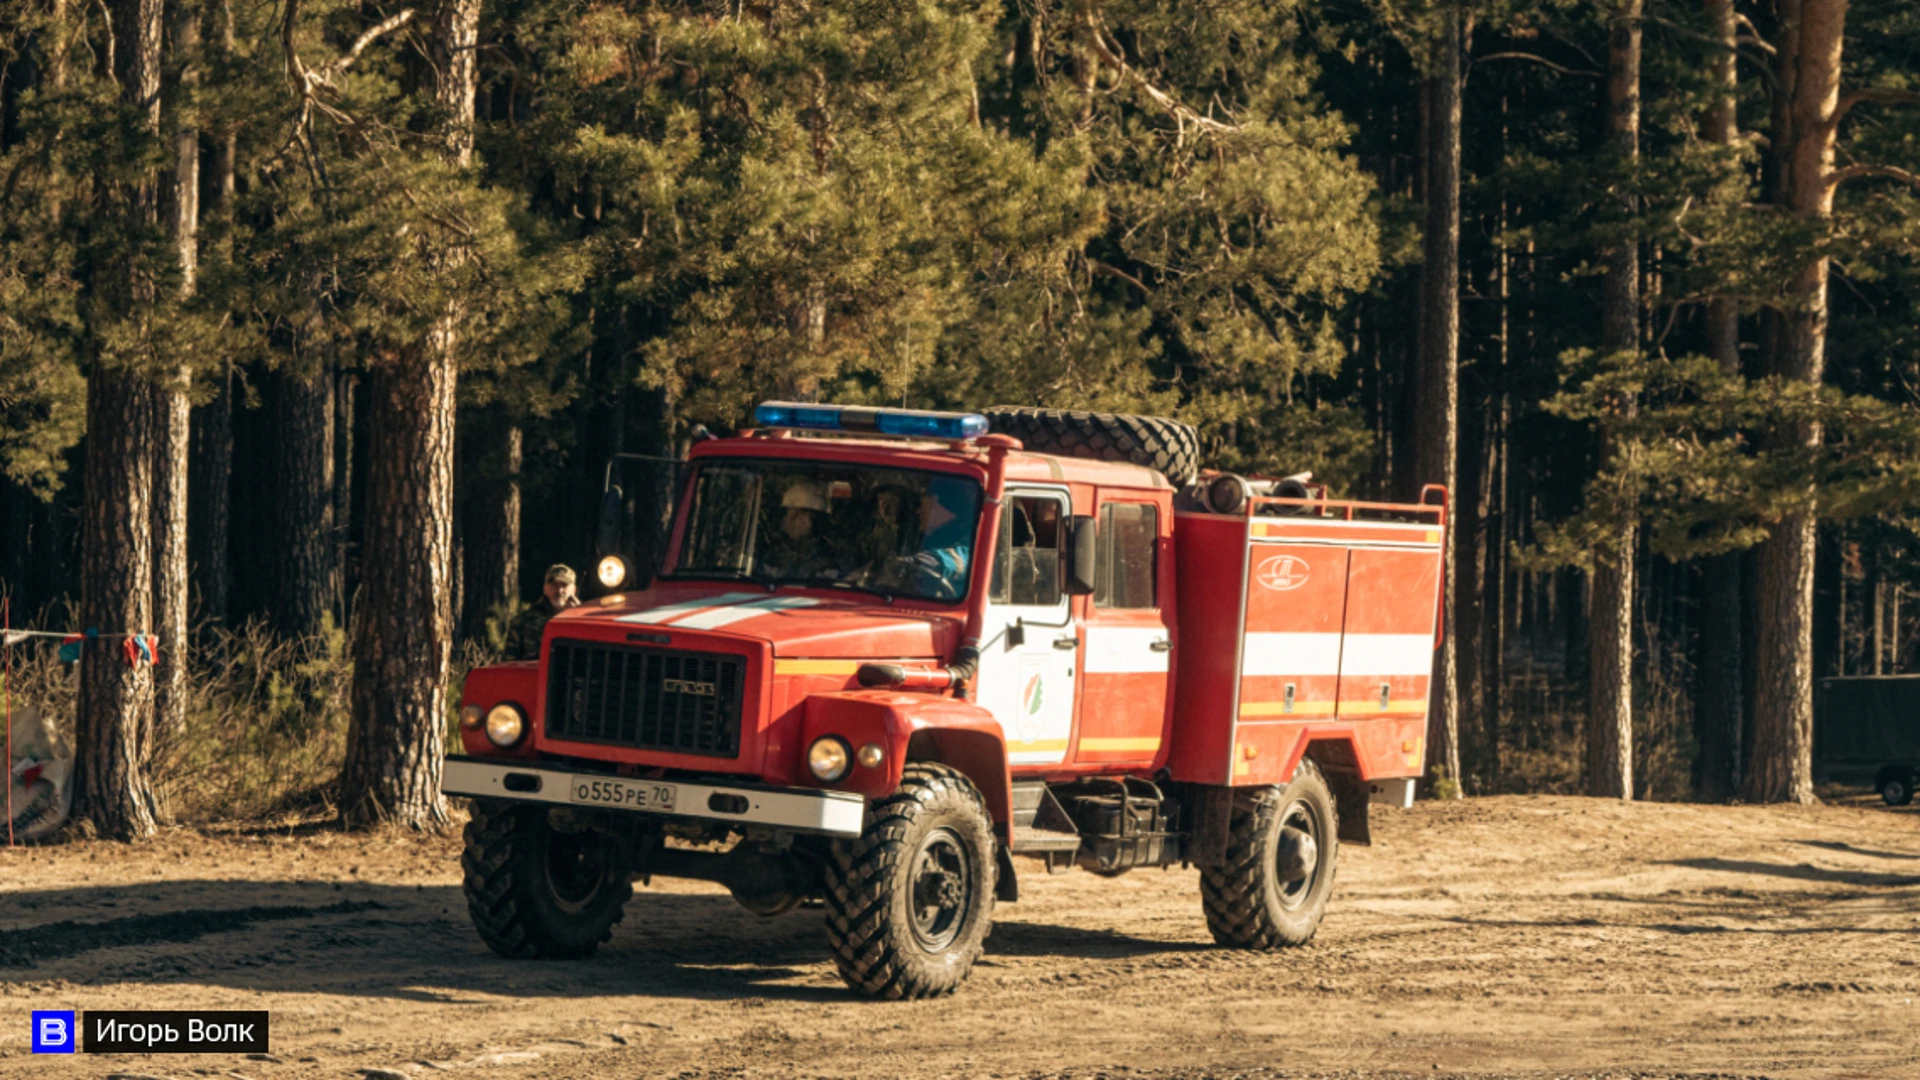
461,800,632,959
823,763,997,999
1879,769,1914,807
1200,759,1339,949
982,407,1200,486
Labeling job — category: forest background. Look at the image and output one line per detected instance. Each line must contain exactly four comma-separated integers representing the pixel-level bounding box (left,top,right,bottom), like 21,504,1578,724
1,0,1918,836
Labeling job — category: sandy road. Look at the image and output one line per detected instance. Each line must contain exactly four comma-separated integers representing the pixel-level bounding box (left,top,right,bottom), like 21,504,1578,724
1,795,1917,1079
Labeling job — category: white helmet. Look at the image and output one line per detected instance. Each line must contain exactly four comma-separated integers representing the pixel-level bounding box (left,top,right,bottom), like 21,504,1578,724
781,482,829,514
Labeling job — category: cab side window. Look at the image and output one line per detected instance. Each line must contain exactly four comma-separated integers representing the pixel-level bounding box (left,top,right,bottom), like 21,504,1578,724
1094,503,1157,609
990,494,1065,606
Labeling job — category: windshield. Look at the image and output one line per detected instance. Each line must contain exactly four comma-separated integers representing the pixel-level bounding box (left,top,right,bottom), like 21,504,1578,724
673,459,983,602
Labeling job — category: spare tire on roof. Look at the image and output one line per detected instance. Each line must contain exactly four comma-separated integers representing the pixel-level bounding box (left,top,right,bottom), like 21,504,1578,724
981,407,1200,486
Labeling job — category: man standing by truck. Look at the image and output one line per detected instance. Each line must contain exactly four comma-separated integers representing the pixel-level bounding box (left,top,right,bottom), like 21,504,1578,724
506,564,580,659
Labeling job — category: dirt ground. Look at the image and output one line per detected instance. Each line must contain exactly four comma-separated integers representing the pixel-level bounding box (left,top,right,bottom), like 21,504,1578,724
1,794,1916,1080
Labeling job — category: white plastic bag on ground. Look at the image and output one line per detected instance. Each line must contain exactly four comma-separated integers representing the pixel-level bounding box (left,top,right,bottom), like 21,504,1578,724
8,704,73,841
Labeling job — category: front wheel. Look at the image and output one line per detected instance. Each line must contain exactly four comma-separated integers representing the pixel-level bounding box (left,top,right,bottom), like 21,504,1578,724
461,801,632,959
823,763,997,999
1879,769,1914,807
1199,759,1339,949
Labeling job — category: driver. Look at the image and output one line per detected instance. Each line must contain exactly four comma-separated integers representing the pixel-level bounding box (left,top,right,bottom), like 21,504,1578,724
894,477,975,600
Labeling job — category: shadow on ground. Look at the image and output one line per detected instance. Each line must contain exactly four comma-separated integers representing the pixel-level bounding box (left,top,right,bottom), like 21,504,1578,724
0,878,1209,1002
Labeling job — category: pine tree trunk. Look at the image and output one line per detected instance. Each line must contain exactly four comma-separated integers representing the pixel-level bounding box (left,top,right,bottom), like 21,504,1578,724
339,0,478,828
189,366,233,626
1454,380,1485,785
1587,0,1642,801
73,0,165,840
151,0,198,752
1414,3,1462,793
460,412,521,640
1694,0,1742,800
335,366,356,612
189,7,237,629
273,368,335,637
1748,0,1842,805
341,348,457,827
76,372,161,839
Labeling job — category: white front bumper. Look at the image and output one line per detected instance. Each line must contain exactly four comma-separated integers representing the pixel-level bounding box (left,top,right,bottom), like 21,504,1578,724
442,756,867,837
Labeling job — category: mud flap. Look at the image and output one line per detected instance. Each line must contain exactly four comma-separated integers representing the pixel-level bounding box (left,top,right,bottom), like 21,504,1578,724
1330,773,1372,846
1186,784,1233,867
995,840,1019,902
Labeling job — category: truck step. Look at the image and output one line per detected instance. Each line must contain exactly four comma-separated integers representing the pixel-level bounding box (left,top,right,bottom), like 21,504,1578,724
1010,825,1082,853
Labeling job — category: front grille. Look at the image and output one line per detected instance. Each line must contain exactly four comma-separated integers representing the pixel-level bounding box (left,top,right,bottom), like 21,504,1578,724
544,640,746,758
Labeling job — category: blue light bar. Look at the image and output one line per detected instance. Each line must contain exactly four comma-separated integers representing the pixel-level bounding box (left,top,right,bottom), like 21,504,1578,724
754,402,989,441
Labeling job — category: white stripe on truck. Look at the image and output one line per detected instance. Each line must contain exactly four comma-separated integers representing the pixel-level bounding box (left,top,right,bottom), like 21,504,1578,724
1082,626,1171,674
1240,631,1433,678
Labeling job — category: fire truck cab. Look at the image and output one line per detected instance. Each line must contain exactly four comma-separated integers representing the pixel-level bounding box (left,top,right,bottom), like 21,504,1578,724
444,403,1446,999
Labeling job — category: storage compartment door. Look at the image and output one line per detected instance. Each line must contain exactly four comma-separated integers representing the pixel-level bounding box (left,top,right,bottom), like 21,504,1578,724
1230,536,1352,785
1336,543,1443,778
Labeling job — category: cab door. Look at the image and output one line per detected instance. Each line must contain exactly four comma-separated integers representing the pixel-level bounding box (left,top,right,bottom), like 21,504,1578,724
974,488,1078,767
1072,495,1173,767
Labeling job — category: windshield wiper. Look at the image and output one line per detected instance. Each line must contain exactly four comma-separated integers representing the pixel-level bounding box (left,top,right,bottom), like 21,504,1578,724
668,568,777,592
798,575,895,605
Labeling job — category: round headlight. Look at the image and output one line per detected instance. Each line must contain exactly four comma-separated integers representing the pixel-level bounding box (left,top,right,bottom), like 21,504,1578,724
807,737,852,783
596,555,628,589
485,703,527,748
857,742,885,769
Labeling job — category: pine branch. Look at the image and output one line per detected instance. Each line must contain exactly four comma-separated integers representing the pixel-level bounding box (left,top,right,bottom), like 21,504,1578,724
1827,163,1920,191
319,9,416,84
1082,12,1238,137
1828,88,1920,134
1473,51,1602,79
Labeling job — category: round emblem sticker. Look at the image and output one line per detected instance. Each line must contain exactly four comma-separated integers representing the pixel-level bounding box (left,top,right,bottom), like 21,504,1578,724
1256,554,1311,591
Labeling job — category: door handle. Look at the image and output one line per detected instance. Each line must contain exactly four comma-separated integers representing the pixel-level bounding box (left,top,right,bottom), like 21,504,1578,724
1053,636,1079,650
1149,639,1172,653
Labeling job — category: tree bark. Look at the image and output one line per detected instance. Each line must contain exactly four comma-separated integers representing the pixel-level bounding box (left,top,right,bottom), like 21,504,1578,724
188,0,237,630
339,0,478,828
73,0,164,840
460,411,521,640
189,366,233,626
1748,0,1842,805
151,0,198,752
1694,0,1742,801
1586,0,1642,801
1413,3,1463,793
335,365,357,613
273,367,336,637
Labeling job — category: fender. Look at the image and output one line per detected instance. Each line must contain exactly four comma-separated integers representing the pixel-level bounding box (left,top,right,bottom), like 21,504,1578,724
1289,731,1374,847
458,661,541,758
800,691,1012,828
1280,728,1365,784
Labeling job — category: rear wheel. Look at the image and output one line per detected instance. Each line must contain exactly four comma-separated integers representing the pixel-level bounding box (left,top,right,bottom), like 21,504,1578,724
982,406,1200,486
1199,759,1339,949
1878,769,1914,807
823,763,997,999
461,801,632,959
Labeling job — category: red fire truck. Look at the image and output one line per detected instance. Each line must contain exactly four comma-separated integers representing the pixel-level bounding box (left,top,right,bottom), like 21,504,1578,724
444,403,1446,999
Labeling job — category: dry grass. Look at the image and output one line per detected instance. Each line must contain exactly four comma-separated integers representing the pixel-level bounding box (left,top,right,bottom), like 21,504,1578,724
5,609,494,825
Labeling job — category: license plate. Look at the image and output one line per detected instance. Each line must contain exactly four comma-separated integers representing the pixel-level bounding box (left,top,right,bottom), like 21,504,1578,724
566,776,678,813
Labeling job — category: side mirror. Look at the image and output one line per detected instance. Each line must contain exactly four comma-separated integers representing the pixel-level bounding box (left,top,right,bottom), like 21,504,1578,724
596,485,624,557
1065,515,1097,596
